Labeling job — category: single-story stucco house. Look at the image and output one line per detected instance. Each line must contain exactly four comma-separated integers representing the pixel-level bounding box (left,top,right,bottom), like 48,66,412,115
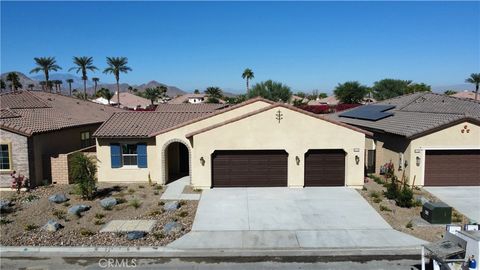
328,92,480,186
0,91,121,187
93,97,372,189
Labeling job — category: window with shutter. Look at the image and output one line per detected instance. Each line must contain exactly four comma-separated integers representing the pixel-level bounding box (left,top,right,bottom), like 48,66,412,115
110,144,122,168
137,143,147,168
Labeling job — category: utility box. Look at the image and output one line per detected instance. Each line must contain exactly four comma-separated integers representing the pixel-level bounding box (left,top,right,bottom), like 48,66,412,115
421,202,452,224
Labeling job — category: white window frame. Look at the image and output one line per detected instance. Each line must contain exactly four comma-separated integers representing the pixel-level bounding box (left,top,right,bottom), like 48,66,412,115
0,142,13,171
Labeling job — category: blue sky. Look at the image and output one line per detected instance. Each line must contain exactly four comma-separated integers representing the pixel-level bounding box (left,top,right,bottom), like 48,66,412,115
1,1,479,93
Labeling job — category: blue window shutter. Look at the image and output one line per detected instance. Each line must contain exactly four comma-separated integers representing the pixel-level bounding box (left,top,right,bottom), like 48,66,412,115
137,143,147,168
110,144,121,168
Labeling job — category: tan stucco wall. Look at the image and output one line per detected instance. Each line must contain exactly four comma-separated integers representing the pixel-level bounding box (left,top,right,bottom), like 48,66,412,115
97,138,157,183
96,101,272,184
190,107,366,188
406,121,480,186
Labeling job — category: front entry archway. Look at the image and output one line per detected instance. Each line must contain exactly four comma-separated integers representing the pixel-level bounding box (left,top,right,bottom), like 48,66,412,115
164,141,190,184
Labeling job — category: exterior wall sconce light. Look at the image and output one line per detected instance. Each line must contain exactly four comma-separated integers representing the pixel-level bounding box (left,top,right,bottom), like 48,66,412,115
200,157,205,166
416,156,421,166
295,156,300,165
404,160,408,168
355,155,360,165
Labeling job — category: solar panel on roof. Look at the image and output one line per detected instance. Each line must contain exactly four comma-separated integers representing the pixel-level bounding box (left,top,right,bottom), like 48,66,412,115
339,105,395,121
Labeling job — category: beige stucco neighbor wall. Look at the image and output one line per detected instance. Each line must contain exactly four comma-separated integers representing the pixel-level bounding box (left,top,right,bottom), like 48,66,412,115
97,138,157,183
190,107,366,189
0,129,29,188
406,121,480,186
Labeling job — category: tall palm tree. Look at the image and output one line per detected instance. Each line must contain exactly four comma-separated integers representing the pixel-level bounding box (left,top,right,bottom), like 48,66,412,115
39,81,47,91
465,73,480,101
55,80,63,93
6,72,22,92
1,79,6,92
28,84,35,91
103,57,132,107
92,77,100,97
69,56,98,99
241,68,255,95
30,57,61,92
66,79,74,96
97,88,114,104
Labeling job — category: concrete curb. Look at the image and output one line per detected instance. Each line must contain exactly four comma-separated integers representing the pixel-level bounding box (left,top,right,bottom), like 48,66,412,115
0,245,422,258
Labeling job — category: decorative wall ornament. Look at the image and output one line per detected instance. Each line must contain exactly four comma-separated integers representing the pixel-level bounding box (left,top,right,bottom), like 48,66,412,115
461,125,470,134
276,110,283,123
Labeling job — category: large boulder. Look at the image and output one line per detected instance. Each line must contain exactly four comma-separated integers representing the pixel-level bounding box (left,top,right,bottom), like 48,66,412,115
163,201,179,212
163,222,182,235
126,231,146,240
48,194,68,204
68,204,91,216
100,197,117,209
43,220,63,232
0,200,11,213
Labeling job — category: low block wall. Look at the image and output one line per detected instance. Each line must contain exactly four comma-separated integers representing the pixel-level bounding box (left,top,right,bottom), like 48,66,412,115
51,146,96,184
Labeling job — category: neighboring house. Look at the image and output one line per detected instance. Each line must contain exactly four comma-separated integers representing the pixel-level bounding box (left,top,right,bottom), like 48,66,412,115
308,95,339,106
289,95,309,104
94,97,371,189
328,92,480,186
92,96,117,106
0,91,121,187
451,91,478,101
111,92,151,110
169,94,226,104
155,103,229,112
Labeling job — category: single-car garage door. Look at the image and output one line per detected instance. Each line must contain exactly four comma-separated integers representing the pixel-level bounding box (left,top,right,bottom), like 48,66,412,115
425,150,480,186
305,149,345,186
212,150,288,187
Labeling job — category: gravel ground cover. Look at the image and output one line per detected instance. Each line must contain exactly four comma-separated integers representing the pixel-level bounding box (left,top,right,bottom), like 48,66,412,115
359,176,469,242
0,182,198,246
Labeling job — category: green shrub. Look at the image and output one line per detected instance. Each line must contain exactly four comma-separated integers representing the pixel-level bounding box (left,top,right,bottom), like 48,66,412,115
362,186,367,191
79,228,95,236
158,201,165,206
384,176,399,200
452,212,462,223
178,211,188,218
115,197,127,204
0,218,12,225
63,202,71,207
396,184,414,208
70,153,97,200
23,194,39,202
24,223,38,231
179,200,187,207
369,191,380,198
373,197,382,203
155,185,163,191
380,205,392,212
153,232,165,240
406,221,413,229
94,219,105,225
148,209,163,216
95,213,105,219
128,188,135,194
52,209,67,220
153,191,159,195
368,174,385,185
138,185,145,189
129,199,142,209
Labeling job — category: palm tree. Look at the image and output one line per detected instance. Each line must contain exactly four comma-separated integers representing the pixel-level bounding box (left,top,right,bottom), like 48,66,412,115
92,77,100,97
39,81,47,91
66,79,74,96
69,57,98,99
53,80,62,93
6,72,22,92
103,57,132,107
28,84,35,91
30,57,61,92
0,79,6,92
97,87,114,104
465,73,480,101
242,68,255,95
144,86,167,105
205,86,223,103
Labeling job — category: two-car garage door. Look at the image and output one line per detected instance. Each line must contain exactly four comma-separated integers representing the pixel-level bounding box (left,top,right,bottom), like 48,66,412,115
424,150,480,186
211,149,345,187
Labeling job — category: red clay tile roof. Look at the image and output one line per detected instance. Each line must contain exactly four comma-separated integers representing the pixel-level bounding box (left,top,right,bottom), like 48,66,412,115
155,103,229,112
93,111,212,138
0,91,122,136
186,103,373,138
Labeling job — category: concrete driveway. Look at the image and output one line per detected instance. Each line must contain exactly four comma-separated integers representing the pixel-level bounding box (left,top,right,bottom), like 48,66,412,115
169,187,425,249
425,187,480,222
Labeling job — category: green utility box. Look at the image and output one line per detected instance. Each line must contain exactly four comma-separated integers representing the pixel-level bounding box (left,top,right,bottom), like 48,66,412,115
421,202,452,224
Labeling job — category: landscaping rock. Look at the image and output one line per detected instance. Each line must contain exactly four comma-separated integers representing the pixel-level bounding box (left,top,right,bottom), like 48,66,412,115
48,194,68,204
126,231,146,240
43,220,63,232
163,222,182,235
100,197,117,209
68,204,91,215
0,200,11,213
163,201,179,212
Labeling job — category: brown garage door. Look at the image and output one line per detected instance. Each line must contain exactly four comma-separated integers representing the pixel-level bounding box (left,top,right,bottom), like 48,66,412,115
305,149,345,186
425,150,480,186
212,150,288,187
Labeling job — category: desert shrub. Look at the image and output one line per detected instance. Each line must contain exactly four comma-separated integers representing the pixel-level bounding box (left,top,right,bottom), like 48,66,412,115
155,185,163,191
406,221,413,229
116,197,127,204
178,211,188,218
368,174,385,185
128,188,135,194
178,200,187,207
373,197,382,204
63,202,71,207
362,186,367,191
153,232,165,240
0,218,12,225
380,205,392,212
153,191,159,195
23,194,39,202
138,185,145,189
148,209,163,216
384,176,399,200
95,213,105,219
94,219,105,225
70,153,97,200
129,199,142,209
79,228,95,236
369,191,380,198
452,212,462,223
24,223,38,231
158,201,165,206
396,184,414,208
52,209,67,220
